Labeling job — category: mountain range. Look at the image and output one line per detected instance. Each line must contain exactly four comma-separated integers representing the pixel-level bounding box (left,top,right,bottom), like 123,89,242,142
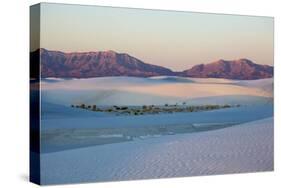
31,49,273,80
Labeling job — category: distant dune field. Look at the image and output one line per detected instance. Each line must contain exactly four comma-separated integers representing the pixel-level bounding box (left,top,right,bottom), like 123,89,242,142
40,77,273,106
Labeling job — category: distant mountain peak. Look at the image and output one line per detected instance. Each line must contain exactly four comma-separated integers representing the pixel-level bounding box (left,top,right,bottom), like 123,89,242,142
237,58,251,61
36,49,174,78
105,50,117,53
215,58,251,64
182,59,273,80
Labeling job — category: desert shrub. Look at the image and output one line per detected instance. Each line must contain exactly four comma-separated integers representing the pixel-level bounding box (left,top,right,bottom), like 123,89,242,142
223,104,231,108
187,106,195,112
92,105,97,111
121,106,128,110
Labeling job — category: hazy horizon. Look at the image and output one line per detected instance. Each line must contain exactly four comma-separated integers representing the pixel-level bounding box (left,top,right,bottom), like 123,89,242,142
34,3,274,70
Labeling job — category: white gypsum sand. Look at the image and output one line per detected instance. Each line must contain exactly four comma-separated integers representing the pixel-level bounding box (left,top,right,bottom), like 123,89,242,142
39,77,274,184
40,77,273,106
41,118,273,185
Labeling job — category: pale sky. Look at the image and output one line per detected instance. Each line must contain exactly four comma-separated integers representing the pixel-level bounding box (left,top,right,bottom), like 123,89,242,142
37,3,274,70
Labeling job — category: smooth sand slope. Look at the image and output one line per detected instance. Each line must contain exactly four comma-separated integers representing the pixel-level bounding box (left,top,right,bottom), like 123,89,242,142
41,117,273,185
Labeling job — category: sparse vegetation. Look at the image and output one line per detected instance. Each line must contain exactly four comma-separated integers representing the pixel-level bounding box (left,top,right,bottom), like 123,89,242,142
114,106,121,110
70,102,239,116
121,106,128,110
106,108,113,112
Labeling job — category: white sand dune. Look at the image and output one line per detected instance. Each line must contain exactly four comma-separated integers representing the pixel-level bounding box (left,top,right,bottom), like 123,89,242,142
41,117,273,185
39,77,274,184
41,102,110,119
41,77,273,106
234,78,273,95
150,76,236,84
